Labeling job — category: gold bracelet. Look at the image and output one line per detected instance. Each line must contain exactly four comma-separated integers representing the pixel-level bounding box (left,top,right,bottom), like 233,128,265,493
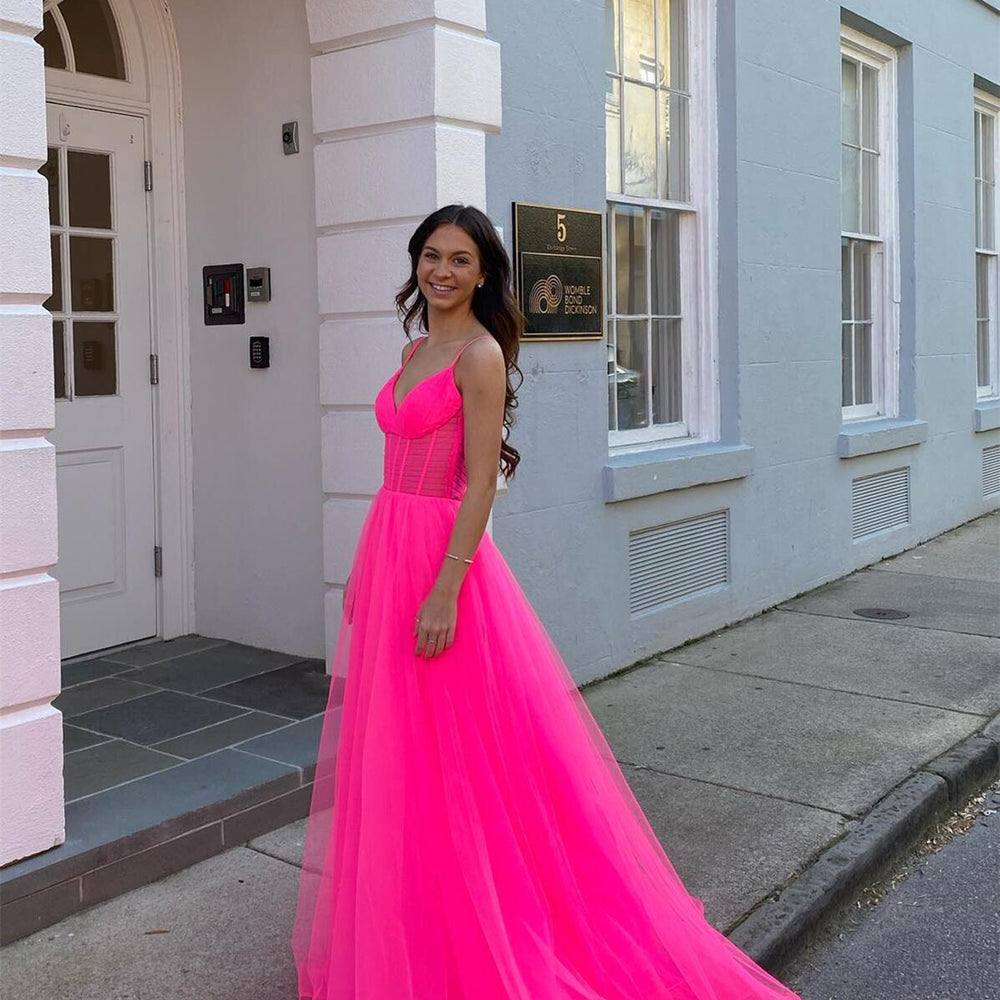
445,552,474,565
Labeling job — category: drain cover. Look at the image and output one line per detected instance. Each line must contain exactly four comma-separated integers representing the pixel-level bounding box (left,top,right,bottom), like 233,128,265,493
853,607,910,620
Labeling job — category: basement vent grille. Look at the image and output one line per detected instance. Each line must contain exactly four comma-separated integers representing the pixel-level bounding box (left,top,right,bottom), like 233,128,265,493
851,466,910,540
985,445,1000,498
628,510,729,614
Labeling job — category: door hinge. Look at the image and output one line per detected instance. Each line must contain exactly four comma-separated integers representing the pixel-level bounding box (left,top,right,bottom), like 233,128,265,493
154,546,162,577
144,160,153,191
150,353,159,385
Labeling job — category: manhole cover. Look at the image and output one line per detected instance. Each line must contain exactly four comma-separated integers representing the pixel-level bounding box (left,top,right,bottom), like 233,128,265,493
853,607,910,620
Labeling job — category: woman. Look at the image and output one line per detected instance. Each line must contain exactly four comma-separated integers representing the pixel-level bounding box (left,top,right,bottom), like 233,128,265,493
292,204,803,1000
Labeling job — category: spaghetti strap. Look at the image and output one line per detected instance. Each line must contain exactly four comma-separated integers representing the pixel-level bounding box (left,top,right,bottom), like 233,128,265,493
449,333,494,368
402,336,427,368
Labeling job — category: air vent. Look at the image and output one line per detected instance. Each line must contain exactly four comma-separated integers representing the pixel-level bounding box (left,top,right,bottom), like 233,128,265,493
851,466,910,539
628,510,729,614
985,445,1000,498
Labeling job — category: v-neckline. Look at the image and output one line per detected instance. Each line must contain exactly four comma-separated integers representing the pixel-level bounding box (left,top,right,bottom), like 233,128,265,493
391,364,453,415
391,336,480,415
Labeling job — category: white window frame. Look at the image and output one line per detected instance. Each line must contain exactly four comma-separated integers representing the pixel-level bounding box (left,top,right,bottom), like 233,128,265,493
975,88,1000,400
606,0,718,453
840,26,900,424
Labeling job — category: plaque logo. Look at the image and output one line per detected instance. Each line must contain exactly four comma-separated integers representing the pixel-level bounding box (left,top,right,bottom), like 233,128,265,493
528,274,563,314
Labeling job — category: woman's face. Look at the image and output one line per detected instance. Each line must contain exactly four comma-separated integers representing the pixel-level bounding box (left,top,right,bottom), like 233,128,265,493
416,223,486,315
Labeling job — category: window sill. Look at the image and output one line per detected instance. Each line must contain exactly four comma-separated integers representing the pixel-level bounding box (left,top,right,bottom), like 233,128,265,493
602,442,754,503
974,400,1000,433
837,417,928,458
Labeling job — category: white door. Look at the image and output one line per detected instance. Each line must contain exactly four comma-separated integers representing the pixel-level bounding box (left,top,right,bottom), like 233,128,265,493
44,104,157,658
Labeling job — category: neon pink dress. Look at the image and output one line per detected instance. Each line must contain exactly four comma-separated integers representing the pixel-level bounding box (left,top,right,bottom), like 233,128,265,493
292,334,803,1000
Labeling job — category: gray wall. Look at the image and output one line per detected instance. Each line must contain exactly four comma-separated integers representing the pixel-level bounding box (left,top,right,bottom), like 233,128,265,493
486,0,1000,685
173,0,324,658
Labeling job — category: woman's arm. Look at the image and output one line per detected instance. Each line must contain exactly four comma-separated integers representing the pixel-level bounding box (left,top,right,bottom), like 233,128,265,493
413,336,507,658
432,336,507,599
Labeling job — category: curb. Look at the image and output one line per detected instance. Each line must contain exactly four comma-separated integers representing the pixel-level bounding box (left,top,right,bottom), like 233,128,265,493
730,724,1000,973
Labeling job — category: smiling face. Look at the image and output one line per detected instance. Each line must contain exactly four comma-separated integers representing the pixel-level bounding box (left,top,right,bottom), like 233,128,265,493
416,223,486,316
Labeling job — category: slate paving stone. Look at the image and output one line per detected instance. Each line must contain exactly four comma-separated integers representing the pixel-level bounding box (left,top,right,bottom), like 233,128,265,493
119,642,301,694
61,657,136,689
235,715,324,769
62,725,111,753
0,750,300,900
151,712,293,759
69,691,247,746
98,634,227,668
63,740,182,802
205,659,330,719
53,677,159,719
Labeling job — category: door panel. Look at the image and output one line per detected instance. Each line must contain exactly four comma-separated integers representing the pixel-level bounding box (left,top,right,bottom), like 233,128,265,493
45,104,157,658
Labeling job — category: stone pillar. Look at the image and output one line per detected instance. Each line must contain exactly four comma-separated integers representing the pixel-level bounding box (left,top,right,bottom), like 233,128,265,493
306,0,501,659
0,0,65,865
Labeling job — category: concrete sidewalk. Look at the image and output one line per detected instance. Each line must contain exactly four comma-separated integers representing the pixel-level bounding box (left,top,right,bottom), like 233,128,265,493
2,513,997,1000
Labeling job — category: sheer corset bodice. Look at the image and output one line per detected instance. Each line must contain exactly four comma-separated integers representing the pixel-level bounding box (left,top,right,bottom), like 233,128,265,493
374,334,494,500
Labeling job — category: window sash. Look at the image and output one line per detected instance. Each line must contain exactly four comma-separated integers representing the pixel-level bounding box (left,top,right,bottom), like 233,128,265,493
606,0,691,203
974,93,1000,399
606,201,690,441
840,28,898,422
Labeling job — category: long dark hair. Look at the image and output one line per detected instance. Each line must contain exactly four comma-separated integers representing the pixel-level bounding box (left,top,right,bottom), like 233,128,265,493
395,204,525,482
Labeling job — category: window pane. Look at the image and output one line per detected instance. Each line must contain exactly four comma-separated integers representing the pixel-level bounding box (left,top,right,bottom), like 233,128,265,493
39,11,68,70
651,317,682,423
606,0,620,74
608,333,618,430
68,151,112,230
606,77,622,193
853,240,871,321
660,90,689,201
979,321,992,388
841,58,859,146
70,236,114,311
981,113,995,183
841,323,853,405
622,0,655,80
615,319,648,429
841,144,860,232
45,235,63,313
614,205,647,314
976,180,985,250
650,208,680,315
53,321,67,399
657,0,687,89
59,0,126,80
854,324,872,405
984,176,996,252
73,322,117,396
841,239,852,320
976,253,990,388
623,81,657,197
976,253,990,321
861,150,879,236
40,147,60,226
861,64,878,150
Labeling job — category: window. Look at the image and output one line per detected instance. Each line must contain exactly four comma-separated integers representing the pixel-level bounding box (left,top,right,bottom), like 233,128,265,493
840,27,899,421
975,90,999,399
605,0,716,447
39,0,126,81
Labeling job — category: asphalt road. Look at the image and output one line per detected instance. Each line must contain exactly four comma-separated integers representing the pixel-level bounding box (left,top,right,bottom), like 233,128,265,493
782,776,1000,1000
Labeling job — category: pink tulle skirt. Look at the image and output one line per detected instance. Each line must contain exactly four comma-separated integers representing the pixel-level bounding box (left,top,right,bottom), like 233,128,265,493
292,485,803,1000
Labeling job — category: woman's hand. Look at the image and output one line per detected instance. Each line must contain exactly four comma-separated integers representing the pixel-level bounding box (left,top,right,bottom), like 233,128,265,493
413,588,457,659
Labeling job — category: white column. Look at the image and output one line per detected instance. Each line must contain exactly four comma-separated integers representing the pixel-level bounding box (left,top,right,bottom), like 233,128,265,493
0,0,65,864
306,0,501,659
